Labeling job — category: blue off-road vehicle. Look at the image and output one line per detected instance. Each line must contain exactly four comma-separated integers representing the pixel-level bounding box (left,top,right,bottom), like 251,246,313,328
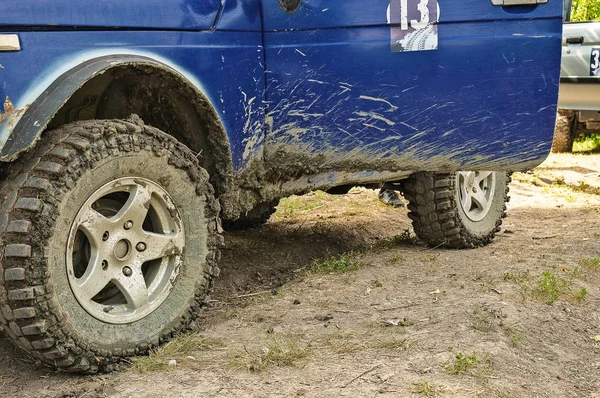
0,0,562,372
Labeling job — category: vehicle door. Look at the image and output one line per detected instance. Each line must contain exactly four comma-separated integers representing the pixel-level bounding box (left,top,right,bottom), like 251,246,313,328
261,0,563,173
560,0,600,107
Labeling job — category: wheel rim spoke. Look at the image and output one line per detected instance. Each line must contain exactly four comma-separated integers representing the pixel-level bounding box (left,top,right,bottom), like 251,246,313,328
139,231,185,263
474,171,492,185
114,268,149,309
113,184,153,227
77,208,112,247
471,189,488,210
76,254,114,299
461,187,473,211
457,171,497,222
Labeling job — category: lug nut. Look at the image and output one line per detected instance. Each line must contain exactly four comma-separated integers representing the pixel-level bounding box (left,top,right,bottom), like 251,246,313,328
102,260,108,270
102,231,109,241
124,220,133,230
136,242,147,252
123,266,132,277
472,187,478,193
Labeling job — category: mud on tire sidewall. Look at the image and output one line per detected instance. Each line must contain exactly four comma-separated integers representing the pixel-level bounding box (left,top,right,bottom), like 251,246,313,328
455,172,508,240
49,150,209,351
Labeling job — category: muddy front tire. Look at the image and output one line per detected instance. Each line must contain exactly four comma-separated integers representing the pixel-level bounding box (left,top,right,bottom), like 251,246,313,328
0,118,221,372
403,171,509,249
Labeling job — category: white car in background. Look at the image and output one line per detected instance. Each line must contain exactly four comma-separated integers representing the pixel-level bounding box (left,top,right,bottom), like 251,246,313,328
554,0,600,152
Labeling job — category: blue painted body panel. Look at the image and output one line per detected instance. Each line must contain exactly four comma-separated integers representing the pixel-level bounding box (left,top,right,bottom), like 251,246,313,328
261,0,558,30
0,0,562,179
0,0,223,30
0,0,263,32
261,0,563,170
219,0,262,31
0,30,265,168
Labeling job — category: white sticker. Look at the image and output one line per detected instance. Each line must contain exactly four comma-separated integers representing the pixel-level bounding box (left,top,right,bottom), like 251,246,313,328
388,0,440,52
591,48,600,76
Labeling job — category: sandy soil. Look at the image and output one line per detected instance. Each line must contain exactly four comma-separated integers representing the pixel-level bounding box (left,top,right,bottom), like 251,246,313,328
2,153,600,398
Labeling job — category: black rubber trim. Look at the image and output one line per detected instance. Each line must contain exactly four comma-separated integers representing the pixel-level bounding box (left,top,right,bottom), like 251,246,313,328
565,36,584,44
560,77,600,84
1,56,188,160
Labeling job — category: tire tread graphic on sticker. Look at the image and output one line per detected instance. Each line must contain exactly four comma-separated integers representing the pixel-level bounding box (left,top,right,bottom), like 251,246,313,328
402,171,510,249
0,117,222,372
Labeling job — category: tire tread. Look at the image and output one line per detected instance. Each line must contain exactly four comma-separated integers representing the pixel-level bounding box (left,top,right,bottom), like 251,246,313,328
0,117,221,372
403,172,510,249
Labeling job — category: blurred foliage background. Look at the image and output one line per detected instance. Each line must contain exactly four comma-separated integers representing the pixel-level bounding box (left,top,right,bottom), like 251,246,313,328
570,0,600,22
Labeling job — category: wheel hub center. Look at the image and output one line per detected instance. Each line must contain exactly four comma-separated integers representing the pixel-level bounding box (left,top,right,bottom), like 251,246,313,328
114,239,132,260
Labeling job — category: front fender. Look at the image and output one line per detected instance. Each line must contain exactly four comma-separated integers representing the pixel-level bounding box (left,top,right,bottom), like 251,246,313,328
1,55,215,161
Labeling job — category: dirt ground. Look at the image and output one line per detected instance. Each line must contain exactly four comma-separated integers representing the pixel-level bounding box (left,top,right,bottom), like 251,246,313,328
2,153,600,398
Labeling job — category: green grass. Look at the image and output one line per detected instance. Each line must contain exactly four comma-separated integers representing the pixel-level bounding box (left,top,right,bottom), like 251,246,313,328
575,287,588,303
571,181,600,196
390,254,405,265
276,190,329,216
371,279,383,288
503,270,531,302
512,172,545,187
504,268,588,305
573,133,600,153
534,271,569,304
311,251,362,274
131,334,224,372
413,381,443,397
515,167,600,199
473,316,492,332
503,270,530,285
578,256,600,273
444,352,487,375
512,332,522,346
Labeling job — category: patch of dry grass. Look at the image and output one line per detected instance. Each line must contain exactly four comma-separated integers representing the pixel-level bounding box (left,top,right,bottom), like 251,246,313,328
230,339,312,372
131,334,224,372
311,251,363,274
413,380,445,397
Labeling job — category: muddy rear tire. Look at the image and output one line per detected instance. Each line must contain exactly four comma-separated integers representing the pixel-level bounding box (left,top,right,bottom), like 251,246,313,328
222,200,279,231
552,110,576,153
0,118,221,372
403,171,509,249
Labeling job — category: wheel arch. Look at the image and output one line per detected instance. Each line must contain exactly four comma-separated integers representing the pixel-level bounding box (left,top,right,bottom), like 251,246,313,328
0,55,235,197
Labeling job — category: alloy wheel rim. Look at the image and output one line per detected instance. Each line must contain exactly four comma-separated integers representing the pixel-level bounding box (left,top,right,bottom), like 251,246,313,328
457,171,496,222
66,177,185,324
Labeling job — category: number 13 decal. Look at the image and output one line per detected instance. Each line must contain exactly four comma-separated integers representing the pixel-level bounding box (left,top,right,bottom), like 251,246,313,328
401,0,429,30
388,0,440,53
